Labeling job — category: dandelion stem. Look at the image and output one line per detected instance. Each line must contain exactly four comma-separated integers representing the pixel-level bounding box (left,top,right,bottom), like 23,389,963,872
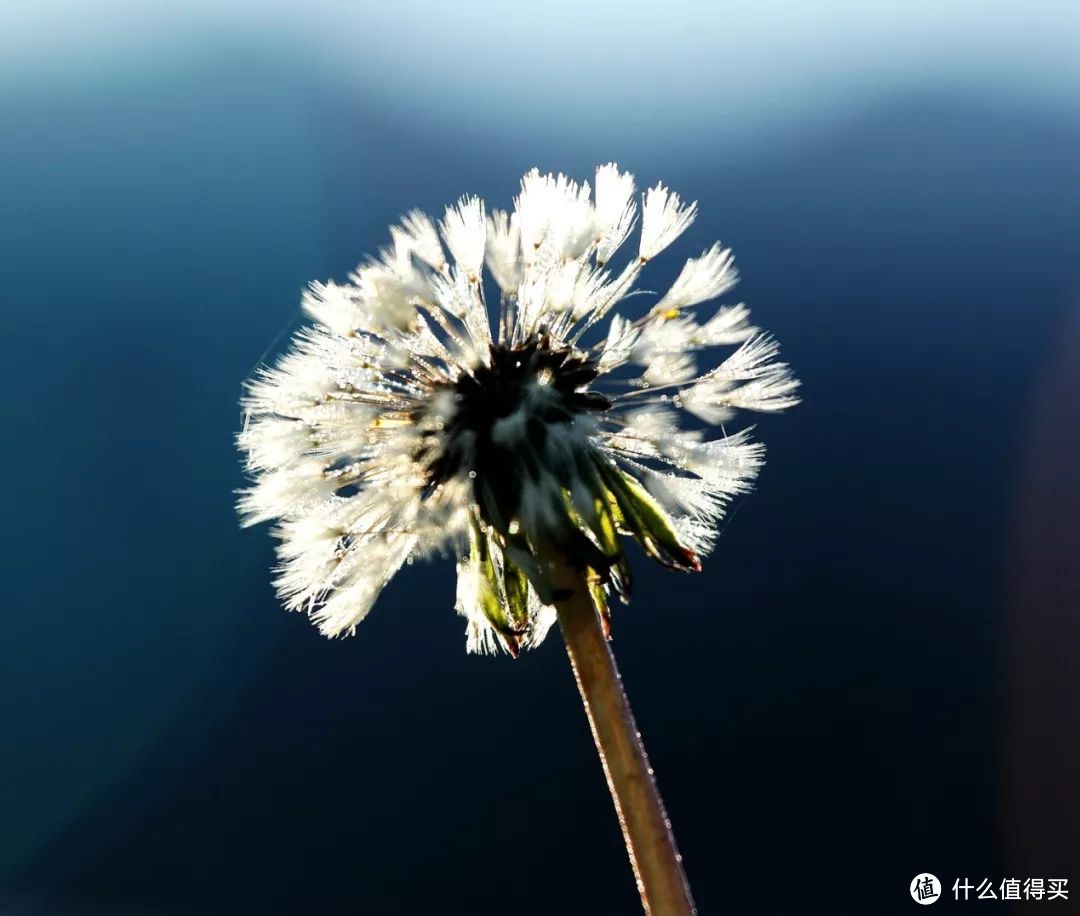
550,557,696,915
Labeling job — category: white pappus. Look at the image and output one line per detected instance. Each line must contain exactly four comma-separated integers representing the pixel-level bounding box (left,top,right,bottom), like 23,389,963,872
238,165,799,656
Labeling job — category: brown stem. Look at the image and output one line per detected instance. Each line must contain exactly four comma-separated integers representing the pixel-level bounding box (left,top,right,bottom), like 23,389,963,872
550,557,696,916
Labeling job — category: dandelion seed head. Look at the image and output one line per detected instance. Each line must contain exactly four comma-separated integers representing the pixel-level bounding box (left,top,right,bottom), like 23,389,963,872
238,165,799,653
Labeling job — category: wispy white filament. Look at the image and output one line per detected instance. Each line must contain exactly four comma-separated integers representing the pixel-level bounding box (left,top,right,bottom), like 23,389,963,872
639,183,697,261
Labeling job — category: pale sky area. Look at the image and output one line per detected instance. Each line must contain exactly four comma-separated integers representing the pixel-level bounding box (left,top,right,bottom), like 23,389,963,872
3,0,1078,136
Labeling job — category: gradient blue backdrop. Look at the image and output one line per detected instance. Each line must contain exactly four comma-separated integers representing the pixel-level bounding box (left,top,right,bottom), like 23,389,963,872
3,3,1079,913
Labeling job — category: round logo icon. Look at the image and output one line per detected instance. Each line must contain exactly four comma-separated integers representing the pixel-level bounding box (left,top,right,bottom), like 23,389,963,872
911,874,941,905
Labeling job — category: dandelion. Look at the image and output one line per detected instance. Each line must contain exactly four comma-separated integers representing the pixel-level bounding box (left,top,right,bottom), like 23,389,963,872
238,164,798,914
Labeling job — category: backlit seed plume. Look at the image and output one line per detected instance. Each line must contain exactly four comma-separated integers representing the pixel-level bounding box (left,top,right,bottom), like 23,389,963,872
238,165,799,655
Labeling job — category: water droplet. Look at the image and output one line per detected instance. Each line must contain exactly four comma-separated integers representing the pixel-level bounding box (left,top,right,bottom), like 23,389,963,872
468,470,477,479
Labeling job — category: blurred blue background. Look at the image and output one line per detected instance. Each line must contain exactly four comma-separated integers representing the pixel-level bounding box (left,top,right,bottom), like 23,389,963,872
2,2,1079,913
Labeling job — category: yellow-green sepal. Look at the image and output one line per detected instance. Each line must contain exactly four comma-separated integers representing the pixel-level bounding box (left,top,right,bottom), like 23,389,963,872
595,459,700,572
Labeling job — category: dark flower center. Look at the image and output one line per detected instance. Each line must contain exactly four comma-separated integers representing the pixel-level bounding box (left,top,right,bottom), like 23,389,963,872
417,335,610,522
